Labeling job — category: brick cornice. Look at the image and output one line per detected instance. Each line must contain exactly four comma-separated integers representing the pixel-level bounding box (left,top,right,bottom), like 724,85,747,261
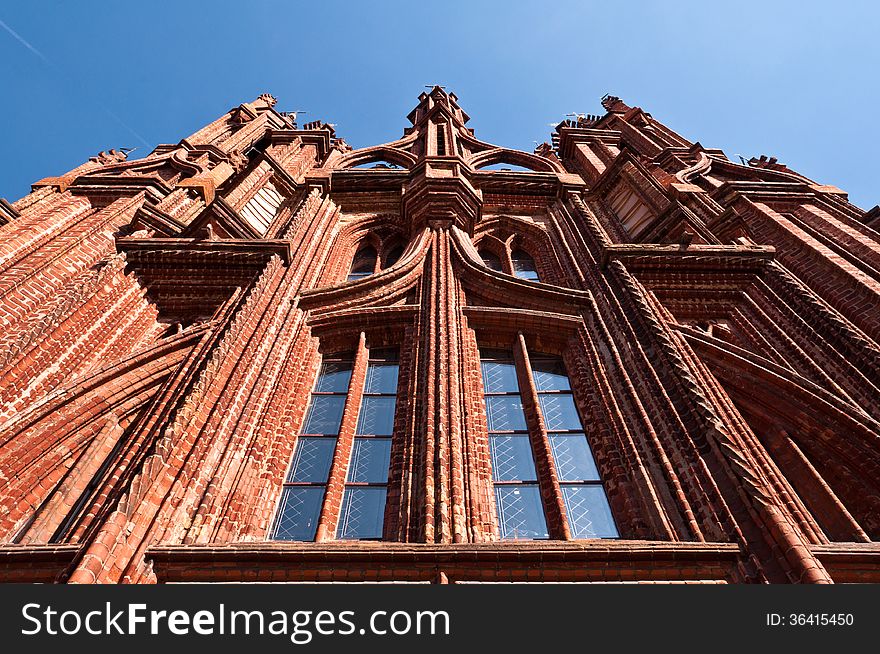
0,545,82,583
147,540,741,583
602,243,776,272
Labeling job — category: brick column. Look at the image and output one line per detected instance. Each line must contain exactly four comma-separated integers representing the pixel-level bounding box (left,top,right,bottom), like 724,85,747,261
415,223,469,543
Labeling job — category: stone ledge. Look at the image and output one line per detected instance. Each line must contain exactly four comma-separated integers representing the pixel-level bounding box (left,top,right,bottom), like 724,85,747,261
0,544,81,583
147,541,741,583
811,543,880,583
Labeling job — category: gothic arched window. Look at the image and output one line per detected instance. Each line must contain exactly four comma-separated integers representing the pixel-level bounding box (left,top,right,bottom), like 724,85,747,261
480,346,617,540
479,249,504,272
348,245,378,281
476,244,542,282
511,249,539,281
383,244,404,269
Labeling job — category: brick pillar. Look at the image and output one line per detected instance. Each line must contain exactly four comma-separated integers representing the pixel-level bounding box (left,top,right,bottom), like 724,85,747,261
415,223,469,543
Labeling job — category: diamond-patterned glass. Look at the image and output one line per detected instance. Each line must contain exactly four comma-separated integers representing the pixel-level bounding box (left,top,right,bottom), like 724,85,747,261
490,435,537,482
314,360,353,393
495,485,548,539
538,393,581,431
562,484,618,539
356,396,396,435
347,438,392,483
273,487,324,541
484,396,528,432
337,487,387,539
548,433,599,481
364,363,399,394
531,358,570,391
480,360,519,393
302,395,347,434
287,437,336,483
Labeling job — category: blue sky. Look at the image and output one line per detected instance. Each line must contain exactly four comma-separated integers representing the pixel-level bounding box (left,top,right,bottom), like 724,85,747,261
1,1,877,209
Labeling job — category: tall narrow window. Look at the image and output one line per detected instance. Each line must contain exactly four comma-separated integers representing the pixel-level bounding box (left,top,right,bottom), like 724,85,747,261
481,349,549,539
480,347,618,540
337,348,399,539
384,244,404,269
479,249,504,272
511,249,540,281
273,353,353,541
531,355,617,539
348,245,378,281
435,123,447,156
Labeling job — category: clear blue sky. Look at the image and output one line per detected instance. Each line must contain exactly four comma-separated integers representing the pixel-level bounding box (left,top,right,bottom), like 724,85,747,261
1,1,877,209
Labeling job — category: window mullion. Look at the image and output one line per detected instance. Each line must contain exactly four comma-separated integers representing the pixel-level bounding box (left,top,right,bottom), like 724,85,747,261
315,333,370,541
501,241,514,276
513,334,571,539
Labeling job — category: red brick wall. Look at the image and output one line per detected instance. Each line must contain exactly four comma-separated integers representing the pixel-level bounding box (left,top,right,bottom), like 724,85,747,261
1,89,879,584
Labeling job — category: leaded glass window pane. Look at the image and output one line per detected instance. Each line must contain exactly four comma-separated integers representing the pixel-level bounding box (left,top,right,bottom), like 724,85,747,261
479,345,617,542
480,360,519,393
562,485,619,539
274,487,324,541
490,435,538,482
548,433,600,481
531,358,571,391
302,395,347,434
484,395,528,432
538,393,582,431
480,250,504,272
287,437,336,483
337,487,387,539
314,360,353,393
495,485,548,539
364,363,399,394
356,396,397,435
511,249,539,281
347,438,392,483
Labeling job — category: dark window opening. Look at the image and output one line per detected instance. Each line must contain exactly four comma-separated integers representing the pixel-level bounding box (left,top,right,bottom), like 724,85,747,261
348,245,378,281
384,244,404,269
436,124,447,156
480,249,504,272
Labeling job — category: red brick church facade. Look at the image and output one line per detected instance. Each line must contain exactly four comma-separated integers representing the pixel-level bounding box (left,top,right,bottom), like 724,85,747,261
1,88,878,583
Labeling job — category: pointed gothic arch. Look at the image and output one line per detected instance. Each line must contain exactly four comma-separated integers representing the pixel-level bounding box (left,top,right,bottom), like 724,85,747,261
469,147,565,173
